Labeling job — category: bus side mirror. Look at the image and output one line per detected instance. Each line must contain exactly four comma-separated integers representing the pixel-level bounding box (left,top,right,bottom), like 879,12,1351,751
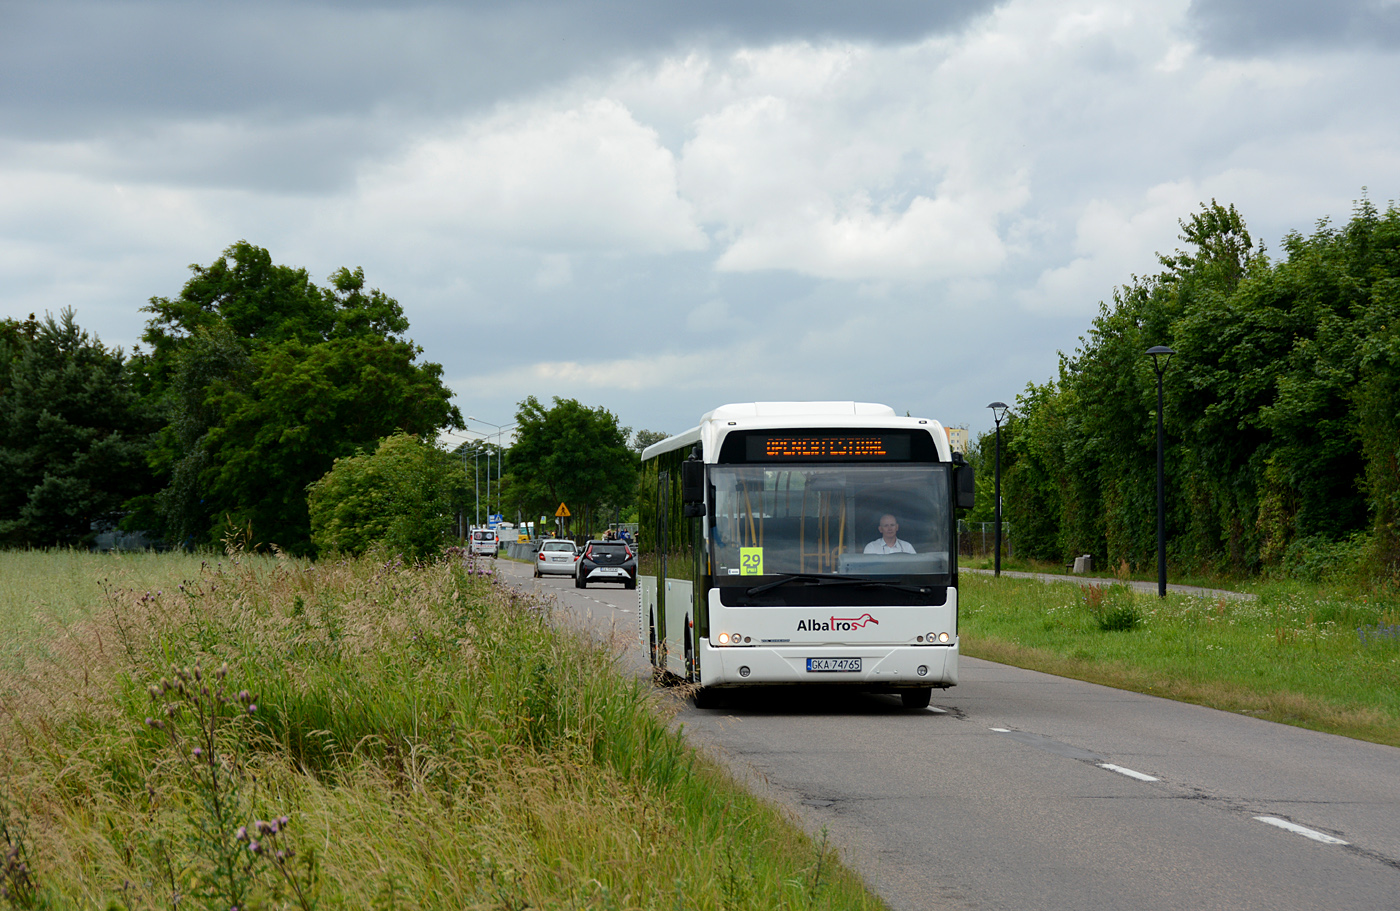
953,452,976,510
681,457,705,517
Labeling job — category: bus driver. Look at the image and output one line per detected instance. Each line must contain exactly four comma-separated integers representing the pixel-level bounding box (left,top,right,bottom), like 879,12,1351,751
864,514,916,554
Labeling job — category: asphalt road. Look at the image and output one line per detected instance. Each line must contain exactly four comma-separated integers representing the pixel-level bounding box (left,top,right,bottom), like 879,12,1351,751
496,558,1400,911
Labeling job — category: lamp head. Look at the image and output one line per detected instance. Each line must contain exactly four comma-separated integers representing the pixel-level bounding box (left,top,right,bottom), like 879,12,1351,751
1145,346,1176,374
987,401,1009,423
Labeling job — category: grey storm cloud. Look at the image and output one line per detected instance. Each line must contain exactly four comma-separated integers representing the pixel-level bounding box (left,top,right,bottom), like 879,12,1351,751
2,0,1001,134
0,0,1001,194
1188,0,1400,55
3,0,1397,438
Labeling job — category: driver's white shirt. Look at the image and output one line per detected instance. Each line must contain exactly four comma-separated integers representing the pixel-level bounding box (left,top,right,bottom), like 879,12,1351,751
864,538,916,554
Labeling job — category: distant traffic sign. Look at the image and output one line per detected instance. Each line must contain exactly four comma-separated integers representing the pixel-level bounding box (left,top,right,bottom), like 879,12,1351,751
555,503,571,517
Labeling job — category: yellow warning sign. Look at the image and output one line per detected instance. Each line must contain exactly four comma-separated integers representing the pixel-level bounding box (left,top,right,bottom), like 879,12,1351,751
555,503,571,517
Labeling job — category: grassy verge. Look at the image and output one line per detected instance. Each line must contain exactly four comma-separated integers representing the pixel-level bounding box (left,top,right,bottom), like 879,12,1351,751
0,550,886,910
0,550,224,669
960,573,1400,746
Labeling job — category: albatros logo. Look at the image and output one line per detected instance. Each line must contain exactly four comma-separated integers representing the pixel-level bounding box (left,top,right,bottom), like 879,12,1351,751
796,614,879,632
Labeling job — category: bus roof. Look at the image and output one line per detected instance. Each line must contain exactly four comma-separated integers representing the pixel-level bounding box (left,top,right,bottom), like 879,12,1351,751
640,402,951,463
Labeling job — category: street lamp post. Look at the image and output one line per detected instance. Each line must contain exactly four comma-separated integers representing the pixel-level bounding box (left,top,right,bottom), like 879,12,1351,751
987,402,1009,577
455,437,485,531
469,416,503,523
499,427,513,518
1146,346,1176,598
468,417,515,523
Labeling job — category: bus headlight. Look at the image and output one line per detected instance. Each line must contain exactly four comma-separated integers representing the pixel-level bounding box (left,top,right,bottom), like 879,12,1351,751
938,632,951,643
717,632,731,645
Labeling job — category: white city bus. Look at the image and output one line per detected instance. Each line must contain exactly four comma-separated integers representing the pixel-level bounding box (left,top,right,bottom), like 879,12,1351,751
638,402,975,708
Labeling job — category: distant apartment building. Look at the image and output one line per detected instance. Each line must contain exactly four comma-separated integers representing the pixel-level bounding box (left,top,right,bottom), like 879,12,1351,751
946,425,969,454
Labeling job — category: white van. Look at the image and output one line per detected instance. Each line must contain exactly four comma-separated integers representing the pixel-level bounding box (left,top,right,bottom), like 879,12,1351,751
470,528,499,558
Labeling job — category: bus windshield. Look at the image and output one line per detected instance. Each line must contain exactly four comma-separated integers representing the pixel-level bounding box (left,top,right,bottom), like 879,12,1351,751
708,463,951,581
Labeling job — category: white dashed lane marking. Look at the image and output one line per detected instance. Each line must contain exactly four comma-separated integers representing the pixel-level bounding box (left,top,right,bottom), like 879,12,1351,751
984,729,1352,849
1098,763,1160,782
989,730,1159,782
1253,817,1349,845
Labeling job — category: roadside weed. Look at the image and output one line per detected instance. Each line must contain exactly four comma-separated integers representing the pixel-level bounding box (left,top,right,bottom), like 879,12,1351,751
1081,584,1142,631
0,551,885,909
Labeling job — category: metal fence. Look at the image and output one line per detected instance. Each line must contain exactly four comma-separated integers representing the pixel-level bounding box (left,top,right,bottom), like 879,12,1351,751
958,520,1012,558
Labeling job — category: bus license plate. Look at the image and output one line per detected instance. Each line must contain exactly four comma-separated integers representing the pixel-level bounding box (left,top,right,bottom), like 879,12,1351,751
807,657,861,673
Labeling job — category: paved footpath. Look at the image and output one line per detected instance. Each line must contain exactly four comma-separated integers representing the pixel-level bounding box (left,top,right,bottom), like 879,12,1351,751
964,567,1256,600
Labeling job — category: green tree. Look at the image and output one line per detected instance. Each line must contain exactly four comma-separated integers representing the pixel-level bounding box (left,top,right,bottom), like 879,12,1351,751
1158,199,1257,294
1006,195,1400,579
965,427,999,525
1171,199,1393,568
1003,379,1075,562
507,396,637,535
967,412,1027,532
1354,235,1400,571
307,433,468,559
141,324,255,548
0,309,157,546
138,242,462,552
631,429,669,453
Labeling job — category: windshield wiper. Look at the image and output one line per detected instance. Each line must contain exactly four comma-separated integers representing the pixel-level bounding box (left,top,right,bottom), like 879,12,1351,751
745,573,932,596
744,573,832,595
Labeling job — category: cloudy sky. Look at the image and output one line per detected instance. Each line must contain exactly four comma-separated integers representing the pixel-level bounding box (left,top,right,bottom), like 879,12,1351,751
4,0,1399,448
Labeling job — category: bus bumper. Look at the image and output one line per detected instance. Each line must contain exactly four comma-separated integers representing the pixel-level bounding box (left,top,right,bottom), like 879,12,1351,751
698,640,958,689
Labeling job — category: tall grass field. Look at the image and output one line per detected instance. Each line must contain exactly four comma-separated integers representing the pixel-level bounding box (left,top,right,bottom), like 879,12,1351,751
960,573,1400,746
0,550,885,910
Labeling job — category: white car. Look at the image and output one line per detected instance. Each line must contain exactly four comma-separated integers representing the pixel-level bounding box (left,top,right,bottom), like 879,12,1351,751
533,539,578,577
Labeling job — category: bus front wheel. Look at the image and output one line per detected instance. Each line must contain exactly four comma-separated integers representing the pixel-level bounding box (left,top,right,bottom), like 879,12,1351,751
692,687,720,709
901,687,933,709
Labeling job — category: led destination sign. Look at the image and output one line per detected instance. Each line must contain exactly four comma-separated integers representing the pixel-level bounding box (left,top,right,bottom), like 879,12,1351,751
742,432,915,462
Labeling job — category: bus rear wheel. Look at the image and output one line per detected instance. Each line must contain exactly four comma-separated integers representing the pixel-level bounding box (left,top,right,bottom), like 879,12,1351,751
901,687,933,709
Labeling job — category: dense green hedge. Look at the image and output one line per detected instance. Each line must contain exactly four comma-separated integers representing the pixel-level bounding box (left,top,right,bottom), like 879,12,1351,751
993,197,1400,579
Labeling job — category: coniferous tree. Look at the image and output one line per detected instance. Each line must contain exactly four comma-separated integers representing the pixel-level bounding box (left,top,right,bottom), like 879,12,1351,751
0,309,157,546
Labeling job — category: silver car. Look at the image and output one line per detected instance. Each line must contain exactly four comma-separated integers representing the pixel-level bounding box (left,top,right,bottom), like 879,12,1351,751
533,539,579,577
